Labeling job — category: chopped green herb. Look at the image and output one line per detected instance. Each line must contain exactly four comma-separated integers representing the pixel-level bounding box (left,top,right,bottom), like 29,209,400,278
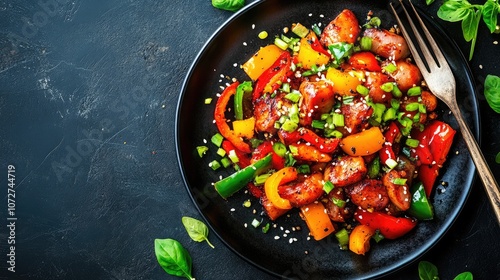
323,181,335,194
407,86,422,96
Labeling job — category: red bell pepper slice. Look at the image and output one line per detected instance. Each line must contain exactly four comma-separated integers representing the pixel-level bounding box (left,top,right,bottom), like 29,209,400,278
252,51,293,101
214,82,251,154
221,140,251,168
309,37,331,57
348,51,382,72
413,120,456,196
251,141,286,170
354,209,417,239
379,122,401,165
279,128,340,154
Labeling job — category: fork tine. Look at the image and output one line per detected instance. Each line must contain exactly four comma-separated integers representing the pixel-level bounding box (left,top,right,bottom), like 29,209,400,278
406,0,449,68
389,0,436,73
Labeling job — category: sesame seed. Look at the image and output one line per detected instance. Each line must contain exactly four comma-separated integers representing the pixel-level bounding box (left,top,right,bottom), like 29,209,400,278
274,236,280,240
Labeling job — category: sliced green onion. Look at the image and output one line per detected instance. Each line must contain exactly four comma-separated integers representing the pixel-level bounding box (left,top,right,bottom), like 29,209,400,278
289,145,299,156
220,157,232,168
325,129,343,138
251,218,262,228
254,173,271,186
380,82,394,93
331,197,346,208
335,228,349,250
385,158,398,169
419,104,427,114
391,84,403,98
407,86,422,96
343,96,354,104
211,133,224,147
383,107,398,122
363,17,381,28
204,98,213,104
383,63,398,74
356,84,370,96
228,149,239,163
292,22,309,38
281,82,291,93
284,91,301,103
359,36,372,51
392,178,407,185
281,119,298,132
323,181,335,194
196,146,209,158
209,160,221,170
332,113,345,127
311,120,326,129
272,142,287,157
406,138,420,148
217,147,226,157
274,37,289,50
312,24,321,36
390,98,401,110
262,223,271,233
405,102,420,112
370,103,386,124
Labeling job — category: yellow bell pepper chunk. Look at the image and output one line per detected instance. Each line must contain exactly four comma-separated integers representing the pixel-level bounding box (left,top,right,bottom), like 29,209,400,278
297,32,330,70
325,67,363,96
232,117,255,139
242,45,284,81
340,126,385,156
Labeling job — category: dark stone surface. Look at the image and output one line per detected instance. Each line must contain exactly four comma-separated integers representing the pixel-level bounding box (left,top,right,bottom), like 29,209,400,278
0,0,498,279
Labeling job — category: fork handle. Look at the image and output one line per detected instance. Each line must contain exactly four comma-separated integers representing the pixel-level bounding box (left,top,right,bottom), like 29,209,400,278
451,104,500,225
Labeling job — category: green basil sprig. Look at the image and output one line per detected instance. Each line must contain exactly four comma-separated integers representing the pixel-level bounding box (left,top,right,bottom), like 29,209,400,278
182,216,215,248
418,261,473,280
484,74,500,113
154,238,194,280
436,0,500,60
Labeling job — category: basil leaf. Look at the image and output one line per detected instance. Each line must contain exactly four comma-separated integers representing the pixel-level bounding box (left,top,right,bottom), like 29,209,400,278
437,0,473,22
418,261,439,280
482,0,499,33
426,0,435,5
484,74,500,113
328,42,353,64
462,9,482,42
182,216,215,248
453,271,473,280
154,238,194,280
496,152,500,164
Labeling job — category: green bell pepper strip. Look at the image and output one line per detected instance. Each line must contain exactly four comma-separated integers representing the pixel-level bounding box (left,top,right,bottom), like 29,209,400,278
214,154,272,199
408,182,434,220
234,81,252,120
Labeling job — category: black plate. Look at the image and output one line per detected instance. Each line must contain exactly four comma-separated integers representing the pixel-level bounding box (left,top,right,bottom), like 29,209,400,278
176,0,479,279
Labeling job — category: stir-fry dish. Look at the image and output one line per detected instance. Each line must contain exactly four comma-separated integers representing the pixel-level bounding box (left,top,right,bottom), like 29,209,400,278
201,9,456,255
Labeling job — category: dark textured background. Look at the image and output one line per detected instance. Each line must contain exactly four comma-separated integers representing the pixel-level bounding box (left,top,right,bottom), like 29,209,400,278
0,0,499,279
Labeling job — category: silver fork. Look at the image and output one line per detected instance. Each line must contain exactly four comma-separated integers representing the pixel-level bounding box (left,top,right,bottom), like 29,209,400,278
390,0,500,225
